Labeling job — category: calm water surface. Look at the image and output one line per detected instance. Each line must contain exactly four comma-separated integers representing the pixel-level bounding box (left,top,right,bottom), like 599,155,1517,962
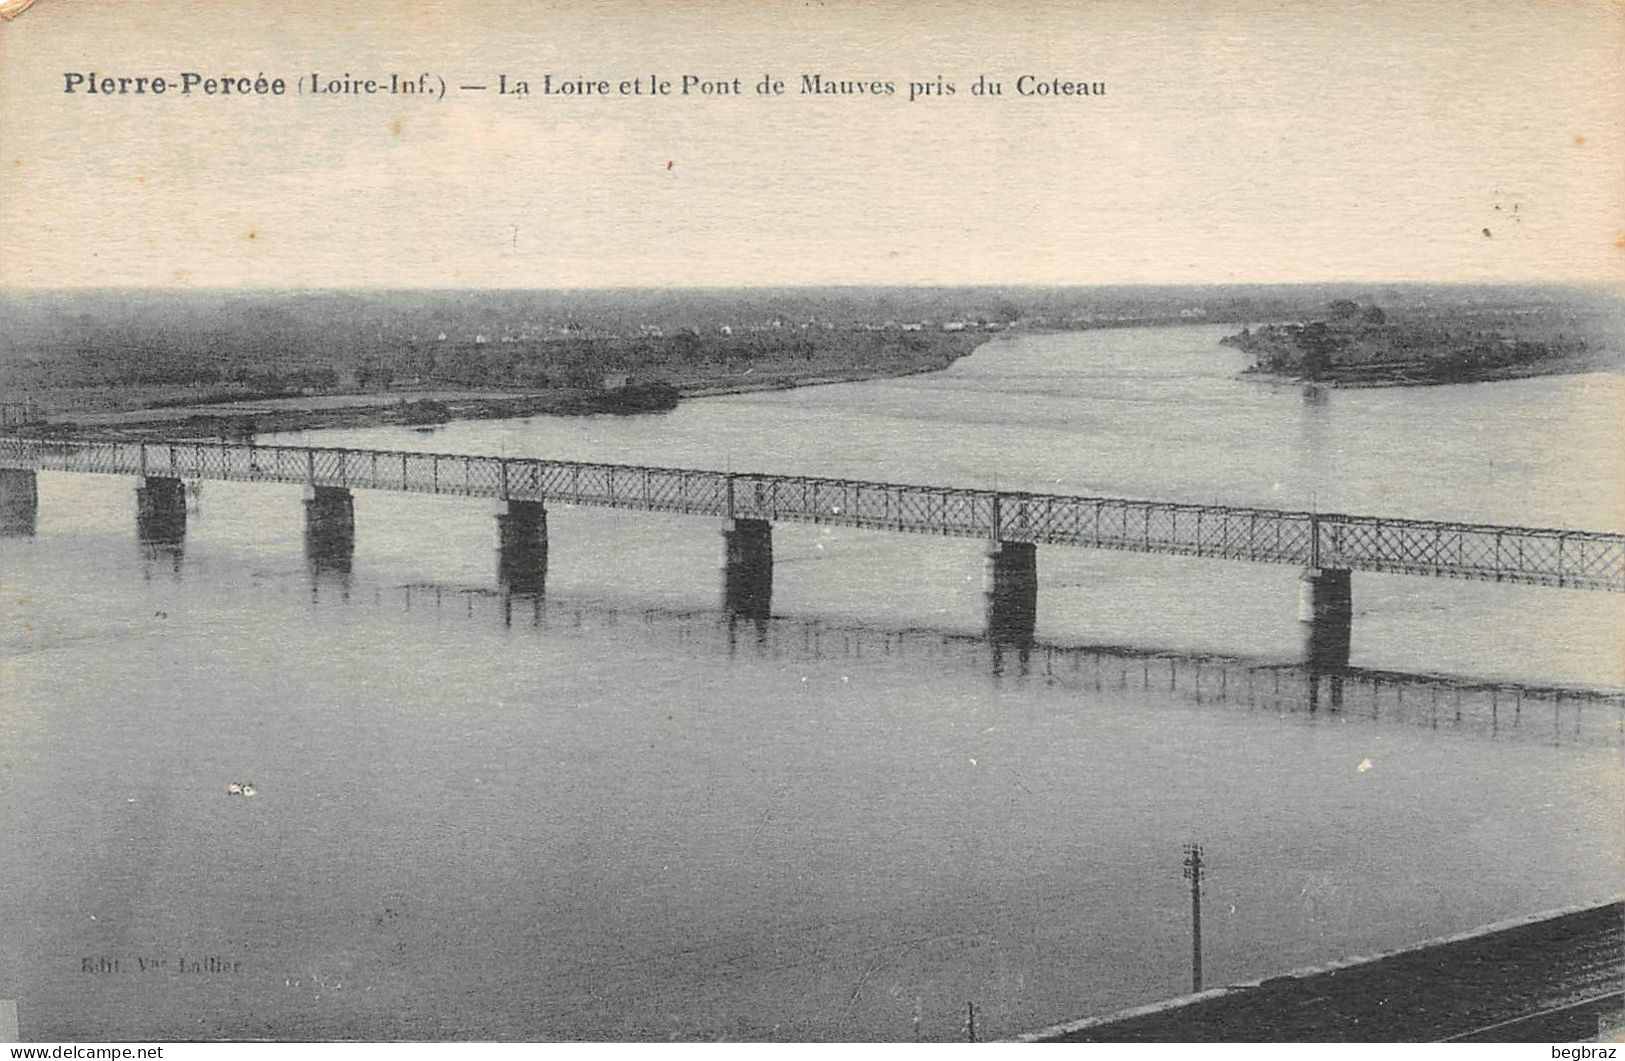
3,325,1622,1040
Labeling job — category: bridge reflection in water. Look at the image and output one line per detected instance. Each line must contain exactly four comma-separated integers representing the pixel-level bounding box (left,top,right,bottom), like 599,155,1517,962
301,573,1625,751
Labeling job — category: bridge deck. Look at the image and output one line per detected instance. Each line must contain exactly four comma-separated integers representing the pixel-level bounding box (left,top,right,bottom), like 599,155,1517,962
4,436,1622,591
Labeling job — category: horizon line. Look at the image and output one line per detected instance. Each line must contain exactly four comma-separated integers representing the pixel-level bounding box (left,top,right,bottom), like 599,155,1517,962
3,279,1622,296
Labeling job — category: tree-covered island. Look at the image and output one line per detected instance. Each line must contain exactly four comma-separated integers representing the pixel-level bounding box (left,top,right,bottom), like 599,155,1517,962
1221,298,1601,386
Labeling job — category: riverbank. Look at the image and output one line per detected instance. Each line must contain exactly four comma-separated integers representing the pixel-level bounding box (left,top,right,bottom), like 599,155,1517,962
1021,899,1625,1042
1241,349,1610,389
12,333,998,440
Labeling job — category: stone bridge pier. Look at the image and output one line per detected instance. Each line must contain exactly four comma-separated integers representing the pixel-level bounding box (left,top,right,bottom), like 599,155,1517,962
136,476,187,544
304,485,355,572
1300,567,1353,672
722,517,773,619
496,499,548,596
0,468,38,537
984,539,1038,645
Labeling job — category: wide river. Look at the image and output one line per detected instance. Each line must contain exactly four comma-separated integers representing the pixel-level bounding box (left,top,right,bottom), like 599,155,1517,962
3,324,1623,1040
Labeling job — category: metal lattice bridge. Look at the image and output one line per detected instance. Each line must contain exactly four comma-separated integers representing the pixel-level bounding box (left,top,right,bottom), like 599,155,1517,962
2,435,1620,593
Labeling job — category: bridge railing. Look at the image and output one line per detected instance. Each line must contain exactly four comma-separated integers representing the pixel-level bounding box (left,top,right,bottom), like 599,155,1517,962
4,436,1622,591
987,493,1315,563
728,473,996,535
1315,515,1625,591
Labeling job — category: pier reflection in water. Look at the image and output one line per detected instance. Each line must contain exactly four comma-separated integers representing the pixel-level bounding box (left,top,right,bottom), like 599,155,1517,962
0,466,38,537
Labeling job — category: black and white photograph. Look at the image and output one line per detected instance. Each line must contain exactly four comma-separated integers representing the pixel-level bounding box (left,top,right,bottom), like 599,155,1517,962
0,0,1622,1047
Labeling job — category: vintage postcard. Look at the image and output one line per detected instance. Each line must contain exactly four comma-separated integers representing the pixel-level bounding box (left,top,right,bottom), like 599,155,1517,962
1,0,1622,1047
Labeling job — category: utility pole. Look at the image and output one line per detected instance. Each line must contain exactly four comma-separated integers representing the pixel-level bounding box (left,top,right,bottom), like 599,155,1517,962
1183,841,1205,993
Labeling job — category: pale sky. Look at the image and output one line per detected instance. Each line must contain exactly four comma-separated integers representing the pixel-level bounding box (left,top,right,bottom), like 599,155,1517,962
1,0,1621,289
